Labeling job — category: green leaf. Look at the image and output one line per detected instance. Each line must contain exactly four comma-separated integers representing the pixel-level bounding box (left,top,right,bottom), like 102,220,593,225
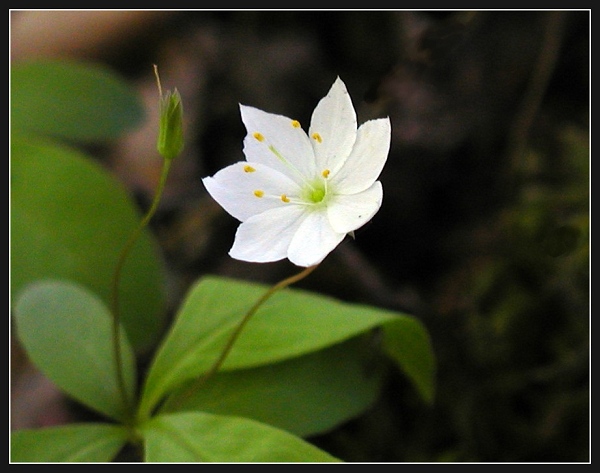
142,412,341,462
160,336,385,437
11,423,128,463
11,59,145,142
13,280,136,422
382,318,436,404
139,275,435,418
10,135,166,351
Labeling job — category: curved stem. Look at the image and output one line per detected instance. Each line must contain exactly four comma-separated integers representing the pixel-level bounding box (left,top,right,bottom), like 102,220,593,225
111,158,172,426
163,264,319,412
506,11,566,173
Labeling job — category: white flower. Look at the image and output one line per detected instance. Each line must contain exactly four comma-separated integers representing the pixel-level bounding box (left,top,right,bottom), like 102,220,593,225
202,77,391,267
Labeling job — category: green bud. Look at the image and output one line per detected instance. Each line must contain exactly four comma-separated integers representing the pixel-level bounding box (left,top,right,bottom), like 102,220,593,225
157,88,184,160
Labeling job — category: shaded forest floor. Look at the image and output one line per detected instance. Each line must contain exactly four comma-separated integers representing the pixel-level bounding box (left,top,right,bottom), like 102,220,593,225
11,10,589,462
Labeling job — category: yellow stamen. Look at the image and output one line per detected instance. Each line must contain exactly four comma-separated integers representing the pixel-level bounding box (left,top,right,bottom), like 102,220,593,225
253,190,264,198
244,165,256,173
322,169,330,178
281,194,290,203
312,132,322,143
291,120,301,128
253,132,265,142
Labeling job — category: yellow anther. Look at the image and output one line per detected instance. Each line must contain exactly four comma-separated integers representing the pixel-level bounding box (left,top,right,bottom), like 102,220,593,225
291,120,301,128
244,165,256,173
322,169,330,178
253,190,264,198
253,132,265,142
312,132,322,143
281,194,290,203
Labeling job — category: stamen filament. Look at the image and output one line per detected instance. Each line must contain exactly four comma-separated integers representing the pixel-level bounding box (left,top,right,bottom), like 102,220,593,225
267,144,318,192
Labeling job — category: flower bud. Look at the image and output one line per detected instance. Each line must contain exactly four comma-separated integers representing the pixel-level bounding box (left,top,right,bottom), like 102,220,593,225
157,88,184,160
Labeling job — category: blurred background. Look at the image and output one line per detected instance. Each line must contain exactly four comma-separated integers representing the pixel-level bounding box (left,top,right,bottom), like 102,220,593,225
10,10,590,462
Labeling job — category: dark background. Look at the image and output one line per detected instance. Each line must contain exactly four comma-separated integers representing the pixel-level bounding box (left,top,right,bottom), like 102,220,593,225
11,10,590,462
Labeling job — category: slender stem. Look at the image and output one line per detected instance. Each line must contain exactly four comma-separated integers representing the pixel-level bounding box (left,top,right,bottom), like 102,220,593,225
111,158,172,425
506,11,566,173
163,264,319,412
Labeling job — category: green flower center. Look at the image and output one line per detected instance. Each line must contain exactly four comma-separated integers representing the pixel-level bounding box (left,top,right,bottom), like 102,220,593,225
302,178,328,204
309,185,326,203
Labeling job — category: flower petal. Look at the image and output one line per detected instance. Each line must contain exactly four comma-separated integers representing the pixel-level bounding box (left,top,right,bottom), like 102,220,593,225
202,162,301,222
240,105,316,184
308,77,357,174
287,210,347,267
229,206,307,263
327,181,383,234
330,118,391,194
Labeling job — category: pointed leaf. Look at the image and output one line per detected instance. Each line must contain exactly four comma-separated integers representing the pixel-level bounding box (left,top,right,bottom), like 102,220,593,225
140,275,434,418
382,315,436,404
13,280,136,422
11,58,144,142
160,336,385,437
10,135,166,351
11,423,128,463
142,412,341,462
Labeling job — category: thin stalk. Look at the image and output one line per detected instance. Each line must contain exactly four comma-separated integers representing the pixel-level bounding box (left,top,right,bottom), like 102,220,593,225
111,158,172,426
162,264,319,412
